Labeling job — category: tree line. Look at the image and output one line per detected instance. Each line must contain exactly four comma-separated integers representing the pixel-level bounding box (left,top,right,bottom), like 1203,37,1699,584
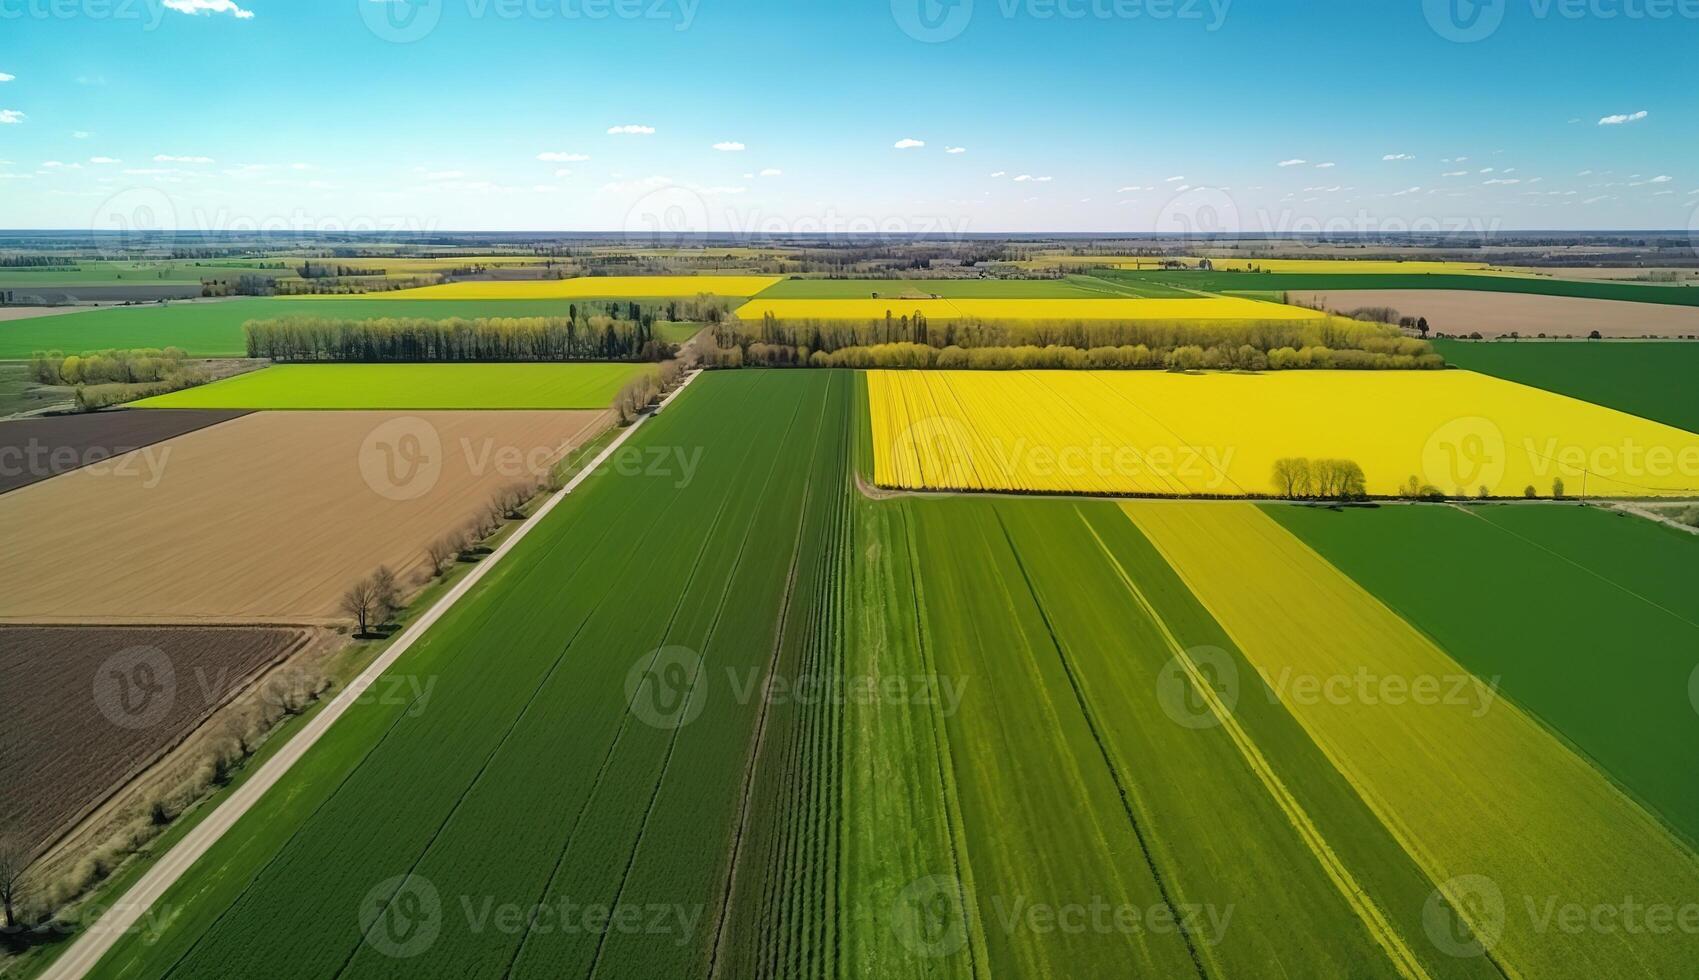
710,312,1441,371
244,315,675,363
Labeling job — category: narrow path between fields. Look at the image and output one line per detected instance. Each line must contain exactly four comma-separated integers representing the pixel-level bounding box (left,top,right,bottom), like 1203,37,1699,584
39,370,703,980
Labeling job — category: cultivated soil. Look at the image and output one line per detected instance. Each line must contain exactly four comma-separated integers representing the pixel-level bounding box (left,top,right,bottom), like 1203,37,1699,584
0,625,311,864
1293,288,1699,338
0,409,610,623
0,409,248,494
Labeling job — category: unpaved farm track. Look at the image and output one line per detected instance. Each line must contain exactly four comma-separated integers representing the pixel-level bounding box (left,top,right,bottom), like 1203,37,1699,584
0,409,609,624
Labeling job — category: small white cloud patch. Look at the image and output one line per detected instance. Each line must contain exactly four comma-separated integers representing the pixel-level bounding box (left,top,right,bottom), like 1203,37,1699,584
945,146,966,154
537,152,590,162
712,141,745,152
607,124,656,135
163,0,255,18
1383,153,1415,161
0,109,24,124
1598,110,1648,126
1278,159,1306,167
894,138,925,149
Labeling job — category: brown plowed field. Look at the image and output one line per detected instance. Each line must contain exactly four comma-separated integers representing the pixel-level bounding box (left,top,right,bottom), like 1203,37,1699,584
0,625,310,862
0,409,609,623
1292,288,1699,338
0,409,247,494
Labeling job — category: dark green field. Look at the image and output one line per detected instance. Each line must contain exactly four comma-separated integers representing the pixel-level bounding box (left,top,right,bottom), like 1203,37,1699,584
1436,339,1699,433
0,298,709,358
1267,503,1699,849
1099,269,1699,307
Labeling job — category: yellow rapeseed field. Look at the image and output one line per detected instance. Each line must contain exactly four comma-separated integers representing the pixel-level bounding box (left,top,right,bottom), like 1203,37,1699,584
286,275,783,300
1127,502,1699,979
867,369,1699,498
734,296,1323,321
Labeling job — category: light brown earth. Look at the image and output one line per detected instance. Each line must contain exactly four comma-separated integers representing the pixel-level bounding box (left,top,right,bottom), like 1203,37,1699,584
0,409,609,623
0,306,93,323
1292,288,1699,338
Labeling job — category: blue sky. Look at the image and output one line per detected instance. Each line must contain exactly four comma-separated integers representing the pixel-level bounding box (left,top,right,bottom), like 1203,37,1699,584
1,0,1696,232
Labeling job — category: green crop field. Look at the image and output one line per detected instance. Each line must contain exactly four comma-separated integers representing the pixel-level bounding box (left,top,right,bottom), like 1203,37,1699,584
1435,339,1699,433
1267,503,1699,849
0,298,710,359
88,370,854,980
1099,268,1699,306
130,363,652,409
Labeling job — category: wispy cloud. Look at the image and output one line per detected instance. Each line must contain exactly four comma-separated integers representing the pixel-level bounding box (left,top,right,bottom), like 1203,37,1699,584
89,156,120,164
72,131,91,139
988,171,1006,177
945,146,966,154
1277,159,1306,167
1165,175,1185,182
553,168,573,178
1442,171,1468,177
155,154,214,164
1013,174,1052,182
758,167,782,177
711,141,745,152
893,138,925,149
607,124,655,135
537,151,590,162
0,110,24,124
1314,162,1336,169
0,73,14,83
1483,178,1520,185
1598,110,1648,126
1383,153,1415,161
163,0,255,18
1392,185,1422,196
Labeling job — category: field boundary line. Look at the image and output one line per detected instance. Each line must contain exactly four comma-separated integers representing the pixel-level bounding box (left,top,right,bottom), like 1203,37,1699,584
40,370,704,980
1080,508,1432,980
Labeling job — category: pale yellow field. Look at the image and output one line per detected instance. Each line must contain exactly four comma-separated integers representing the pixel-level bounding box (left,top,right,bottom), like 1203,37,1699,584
735,296,1323,322
1128,502,1699,979
867,369,1699,498
287,275,783,300
1023,255,1518,275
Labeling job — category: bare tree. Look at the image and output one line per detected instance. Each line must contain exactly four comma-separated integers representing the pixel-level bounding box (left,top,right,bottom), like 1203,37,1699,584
371,565,400,626
341,576,378,637
0,835,26,930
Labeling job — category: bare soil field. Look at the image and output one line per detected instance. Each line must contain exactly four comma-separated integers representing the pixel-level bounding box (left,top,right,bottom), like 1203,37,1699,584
0,306,97,323
0,409,247,493
0,626,311,863
0,409,609,623
1293,288,1699,338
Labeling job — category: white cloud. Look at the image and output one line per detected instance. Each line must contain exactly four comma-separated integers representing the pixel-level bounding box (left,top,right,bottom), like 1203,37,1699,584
1598,110,1648,126
1442,171,1468,177
711,141,745,152
1165,175,1185,182
989,171,1006,177
1483,178,1521,185
1315,162,1336,169
945,146,966,154
89,156,120,164
893,138,925,149
758,167,782,177
155,154,214,164
72,131,91,139
1278,159,1307,167
1383,153,1415,161
553,168,573,178
1392,186,1422,196
537,151,590,163
41,160,79,169
162,0,255,18
1582,195,1611,204
1013,174,1053,182
607,124,655,135
422,170,465,180
0,110,24,124
1577,169,1594,176
1480,168,1495,174
1650,175,1672,183
0,73,13,83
